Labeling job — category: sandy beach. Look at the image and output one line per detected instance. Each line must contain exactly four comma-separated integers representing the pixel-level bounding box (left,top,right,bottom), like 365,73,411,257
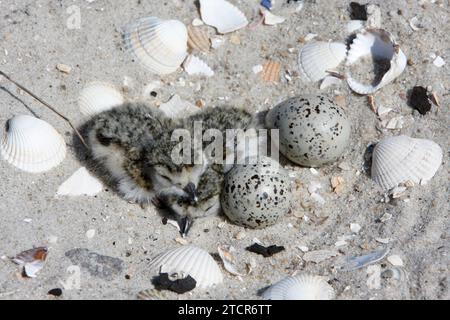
0,0,448,300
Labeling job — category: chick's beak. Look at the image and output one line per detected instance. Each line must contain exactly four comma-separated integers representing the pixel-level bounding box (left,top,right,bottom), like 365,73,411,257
183,182,198,204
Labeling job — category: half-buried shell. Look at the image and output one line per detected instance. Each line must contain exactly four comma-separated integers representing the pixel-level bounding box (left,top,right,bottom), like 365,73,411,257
149,245,223,289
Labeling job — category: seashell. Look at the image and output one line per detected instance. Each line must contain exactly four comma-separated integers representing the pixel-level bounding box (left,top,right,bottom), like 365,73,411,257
149,245,223,289
1,115,66,173
187,25,211,52
78,82,124,117
371,135,443,190
346,20,364,34
137,288,166,300
199,0,248,34
262,274,335,300
339,247,389,271
123,17,188,75
57,167,103,196
261,8,285,26
183,55,214,77
299,41,347,82
320,75,342,90
262,60,281,83
159,94,200,119
12,247,48,278
346,28,407,94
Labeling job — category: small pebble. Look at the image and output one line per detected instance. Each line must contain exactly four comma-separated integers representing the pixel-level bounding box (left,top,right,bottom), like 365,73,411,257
86,229,96,239
56,63,72,74
350,223,361,233
48,288,63,297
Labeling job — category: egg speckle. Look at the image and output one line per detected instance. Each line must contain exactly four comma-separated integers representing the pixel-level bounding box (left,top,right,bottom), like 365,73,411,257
266,95,351,167
220,157,292,229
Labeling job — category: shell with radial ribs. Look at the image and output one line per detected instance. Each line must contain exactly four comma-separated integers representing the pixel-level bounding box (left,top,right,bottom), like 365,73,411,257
183,55,214,77
1,115,66,173
78,82,124,117
371,135,443,190
346,28,407,94
187,25,211,52
149,245,223,289
199,0,248,34
262,60,281,83
123,17,188,75
262,274,335,300
299,41,347,82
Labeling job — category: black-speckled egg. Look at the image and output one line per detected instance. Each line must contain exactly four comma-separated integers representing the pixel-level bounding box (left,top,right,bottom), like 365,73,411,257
220,157,292,229
265,95,351,167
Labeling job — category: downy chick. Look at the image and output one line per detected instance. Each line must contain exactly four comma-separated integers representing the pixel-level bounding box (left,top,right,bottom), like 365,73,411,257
85,102,254,235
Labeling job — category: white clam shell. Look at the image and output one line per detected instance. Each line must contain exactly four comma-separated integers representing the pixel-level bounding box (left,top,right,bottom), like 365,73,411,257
183,55,214,77
263,274,335,300
149,245,223,289
346,28,407,94
123,17,188,75
199,0,248,34
371,135,443,190
1,115,66,173
299,41,347,82
79,82,124,117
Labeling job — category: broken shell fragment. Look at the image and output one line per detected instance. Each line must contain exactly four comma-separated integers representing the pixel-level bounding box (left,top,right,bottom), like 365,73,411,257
262,60,281,83
57,167,103,196
346,20,365,34
149,245,223,289
346,28,407,94
339,247,389,271
12,247,48,278
159,94,200,119
299,41,347,82
371,135,443,191
183,55,214,77
261,8,285,26
320,75,342,90
123,17,188,75
1,115,66,173
262,274,335,300
199,0,248,34
187,25,211,52
78,82,124,117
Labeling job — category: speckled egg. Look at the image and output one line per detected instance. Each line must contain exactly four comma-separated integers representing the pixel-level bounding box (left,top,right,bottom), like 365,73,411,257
265,95,351,167
220,157,292,229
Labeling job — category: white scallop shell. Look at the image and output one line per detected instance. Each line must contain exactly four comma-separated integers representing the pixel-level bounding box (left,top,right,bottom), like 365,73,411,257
78,82,124,117
263,274,335,300
1,115,66,173
149,245,223,289
183,55,214,77
123,17,188,75
199,0,248,34
299,41,347,82
371,135,443,190
346,28,407,94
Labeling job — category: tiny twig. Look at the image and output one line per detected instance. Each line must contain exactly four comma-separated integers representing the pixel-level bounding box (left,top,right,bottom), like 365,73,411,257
0,70,88,149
